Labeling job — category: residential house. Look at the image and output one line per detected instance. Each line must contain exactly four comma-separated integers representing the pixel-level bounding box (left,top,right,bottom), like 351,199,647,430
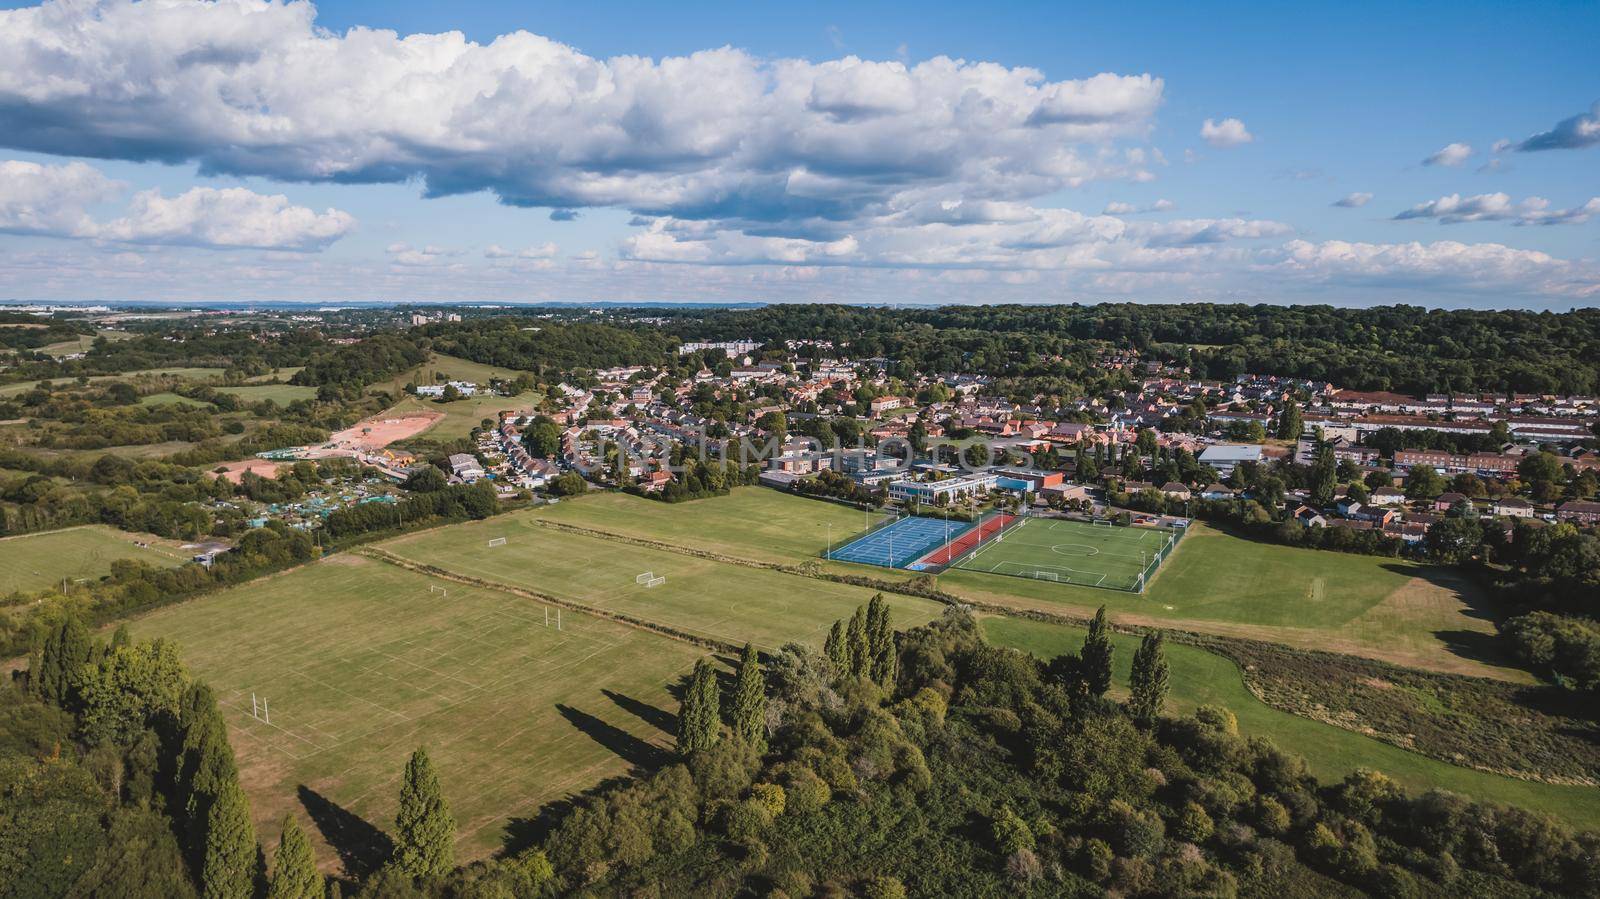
1556,500,1600,525
1161,482,1192,500
1492,497,1534,518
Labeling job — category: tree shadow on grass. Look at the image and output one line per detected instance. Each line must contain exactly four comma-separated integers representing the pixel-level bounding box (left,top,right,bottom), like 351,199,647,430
602,689,677,735
499,775,635,858
1378,562,1501,623
297,785,393,881
556,704,670,771
1433,628,1519,671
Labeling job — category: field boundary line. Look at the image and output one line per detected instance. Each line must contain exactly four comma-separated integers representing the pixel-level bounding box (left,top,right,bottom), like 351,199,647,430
354,546,745,655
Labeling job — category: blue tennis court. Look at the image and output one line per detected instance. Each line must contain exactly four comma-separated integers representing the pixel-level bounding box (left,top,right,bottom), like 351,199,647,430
828,516,974,569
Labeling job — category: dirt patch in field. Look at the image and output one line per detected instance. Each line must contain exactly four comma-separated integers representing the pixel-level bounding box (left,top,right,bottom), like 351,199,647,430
302,412,442,457
208,459,287,484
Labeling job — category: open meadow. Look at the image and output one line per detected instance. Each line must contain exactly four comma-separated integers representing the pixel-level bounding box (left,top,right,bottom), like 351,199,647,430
980,615,1600,830
0,525,188,594
216,383,319,405
534,489,889,565
376,512,945,650
126,554,707,865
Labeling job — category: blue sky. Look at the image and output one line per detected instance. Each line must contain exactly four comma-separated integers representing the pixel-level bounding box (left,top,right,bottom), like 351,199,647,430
0,0,1594,306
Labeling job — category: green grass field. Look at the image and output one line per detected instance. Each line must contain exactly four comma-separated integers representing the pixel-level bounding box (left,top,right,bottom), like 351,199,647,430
530,493,1509,678
0,367,227,398
139,391,210,408
216,383,319,405
954,517,1173,590
535,490,889,565
940,521,1513,679
0,525,187,594
980,615,1600,830
368,353,537,396
126,555,706,862
380,392,540,442
376,513,944,650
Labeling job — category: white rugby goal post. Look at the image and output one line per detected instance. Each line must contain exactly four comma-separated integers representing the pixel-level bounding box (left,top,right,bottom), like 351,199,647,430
250,693,272,725
635,571,654,584
487,537,507,547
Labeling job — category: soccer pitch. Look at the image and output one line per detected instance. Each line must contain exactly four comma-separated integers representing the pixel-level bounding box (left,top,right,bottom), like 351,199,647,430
954,518,1177,591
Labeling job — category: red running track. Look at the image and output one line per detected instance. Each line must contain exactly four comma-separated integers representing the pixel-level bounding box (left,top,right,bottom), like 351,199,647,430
915,513,1015,566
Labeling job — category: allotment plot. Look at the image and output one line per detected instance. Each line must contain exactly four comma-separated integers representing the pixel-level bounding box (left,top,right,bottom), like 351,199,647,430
954,517,1177,592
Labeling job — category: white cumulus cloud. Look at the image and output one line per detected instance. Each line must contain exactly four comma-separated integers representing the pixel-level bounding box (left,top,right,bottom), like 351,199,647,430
98,187,354,250
1200,117,1253,147
1103,198,1174,215
1270,239,1599,299
0,158,352,249
1422,142,1472,167
0,0,1166,234
0,159,122,237
1332,192,1373,208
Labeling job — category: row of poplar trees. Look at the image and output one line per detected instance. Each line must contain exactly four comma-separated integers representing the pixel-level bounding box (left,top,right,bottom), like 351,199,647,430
1057,605,1171,727
677,594,899,757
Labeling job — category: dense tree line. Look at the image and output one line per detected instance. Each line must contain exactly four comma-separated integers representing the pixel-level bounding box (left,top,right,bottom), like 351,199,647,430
1490,520,1600,695
424,318,678,377
652,303,1600,394
291,334,429,392
0,327,323,385
791,468,886,507
320,480,499,541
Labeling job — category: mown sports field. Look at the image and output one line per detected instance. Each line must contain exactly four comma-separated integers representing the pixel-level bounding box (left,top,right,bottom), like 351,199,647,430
535,490,1509,678
374,514,944,651
118,486,1600,868
0,525,188,594
953,517,1176,591
123,519,944,865
127,555,705,863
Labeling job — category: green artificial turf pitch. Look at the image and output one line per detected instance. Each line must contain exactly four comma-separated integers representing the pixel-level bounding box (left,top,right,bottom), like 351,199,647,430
953,517,1176,591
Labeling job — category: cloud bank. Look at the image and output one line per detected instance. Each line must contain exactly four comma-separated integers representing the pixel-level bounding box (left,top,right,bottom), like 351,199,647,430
0,158,353,250
1394,192,1600,226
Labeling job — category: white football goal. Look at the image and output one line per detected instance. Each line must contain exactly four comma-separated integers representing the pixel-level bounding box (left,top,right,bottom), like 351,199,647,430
635,571,654,584
487,537,507,547
430,585,448,597
645,576,667,588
